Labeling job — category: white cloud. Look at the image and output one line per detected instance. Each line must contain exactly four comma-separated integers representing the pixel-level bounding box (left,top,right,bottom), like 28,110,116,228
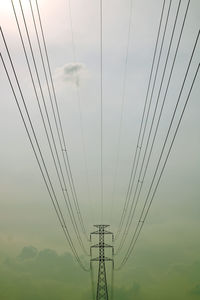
55,62,87,86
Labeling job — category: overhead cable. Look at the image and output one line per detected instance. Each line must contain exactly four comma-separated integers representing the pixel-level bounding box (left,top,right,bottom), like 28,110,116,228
11,0,88,255
100,0,103,222
116,29,200,269
66,0,93,229
110,0,133,223
35,0,88,240
115,0,167,239
31,0,89,243
116,0,183,254
0,28,89,271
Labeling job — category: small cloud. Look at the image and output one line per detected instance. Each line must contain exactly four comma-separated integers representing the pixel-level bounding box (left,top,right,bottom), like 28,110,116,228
55,62,86,86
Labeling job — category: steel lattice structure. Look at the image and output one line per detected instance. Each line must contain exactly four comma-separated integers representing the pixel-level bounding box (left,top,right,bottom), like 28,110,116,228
90,225,114,300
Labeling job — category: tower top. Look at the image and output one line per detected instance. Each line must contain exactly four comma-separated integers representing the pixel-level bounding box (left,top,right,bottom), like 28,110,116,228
94,225,110,228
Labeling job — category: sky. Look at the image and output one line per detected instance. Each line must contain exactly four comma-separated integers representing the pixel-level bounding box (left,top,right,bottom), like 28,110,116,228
0,0,200,299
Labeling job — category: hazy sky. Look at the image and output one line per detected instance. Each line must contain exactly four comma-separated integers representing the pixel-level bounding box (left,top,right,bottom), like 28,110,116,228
0,0,200,299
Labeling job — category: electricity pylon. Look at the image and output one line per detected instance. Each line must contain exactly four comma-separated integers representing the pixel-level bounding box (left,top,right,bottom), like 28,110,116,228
90,225,114,300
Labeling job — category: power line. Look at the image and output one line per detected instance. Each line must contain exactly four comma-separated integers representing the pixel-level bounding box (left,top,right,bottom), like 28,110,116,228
100,0,103,223
116,0,183,254
66,0,94,228
116,29,200,269
0,28,89,271
115,0,167,240
119,0,172,237
31,0,89,244
110,0,133,224
19,0,88,255
117,62,200,269
22,0,88,254
11,0,88,255
117,0,191,254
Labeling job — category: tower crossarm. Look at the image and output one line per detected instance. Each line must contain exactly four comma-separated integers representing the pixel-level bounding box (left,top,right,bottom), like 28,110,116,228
90,244,114,256
90,230,114,242
91,257,113,263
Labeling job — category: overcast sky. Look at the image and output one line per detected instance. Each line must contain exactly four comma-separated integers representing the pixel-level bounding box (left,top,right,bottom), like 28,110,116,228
0,0,200,299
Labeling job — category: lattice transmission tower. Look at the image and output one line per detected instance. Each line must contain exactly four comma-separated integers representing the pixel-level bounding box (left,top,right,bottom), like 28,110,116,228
90,225,114,300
